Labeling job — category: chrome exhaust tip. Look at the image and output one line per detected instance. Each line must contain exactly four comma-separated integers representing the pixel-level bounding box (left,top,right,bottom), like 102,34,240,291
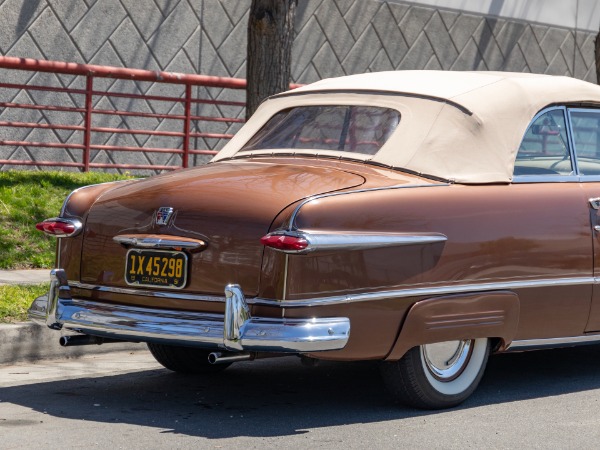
59,335,124,347
208,351,253,364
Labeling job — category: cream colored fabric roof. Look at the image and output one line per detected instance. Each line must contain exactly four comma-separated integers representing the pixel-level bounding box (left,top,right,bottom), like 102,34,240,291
212,71,600,183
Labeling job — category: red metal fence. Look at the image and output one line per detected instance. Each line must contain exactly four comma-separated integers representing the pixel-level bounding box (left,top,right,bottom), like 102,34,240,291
0,56,249,172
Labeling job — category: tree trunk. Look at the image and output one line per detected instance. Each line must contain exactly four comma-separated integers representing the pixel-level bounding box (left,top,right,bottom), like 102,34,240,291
246,0,297,119
596,31,600,84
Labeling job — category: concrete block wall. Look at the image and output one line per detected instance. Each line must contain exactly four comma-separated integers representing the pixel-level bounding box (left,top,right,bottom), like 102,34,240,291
292,0,597,82
0,0,597,172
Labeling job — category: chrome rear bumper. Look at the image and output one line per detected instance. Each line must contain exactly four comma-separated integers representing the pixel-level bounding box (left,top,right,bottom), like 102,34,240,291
28,269,350,353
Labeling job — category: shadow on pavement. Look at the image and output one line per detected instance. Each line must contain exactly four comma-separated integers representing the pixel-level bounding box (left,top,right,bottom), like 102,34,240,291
3,345,600,438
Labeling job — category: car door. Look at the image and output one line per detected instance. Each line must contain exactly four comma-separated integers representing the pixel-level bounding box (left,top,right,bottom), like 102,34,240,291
567,107,600,332
512,106,594,338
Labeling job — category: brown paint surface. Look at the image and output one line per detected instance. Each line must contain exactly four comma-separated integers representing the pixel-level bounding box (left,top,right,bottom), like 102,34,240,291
77,160,364,295
55,157,599,360
385,291,519,361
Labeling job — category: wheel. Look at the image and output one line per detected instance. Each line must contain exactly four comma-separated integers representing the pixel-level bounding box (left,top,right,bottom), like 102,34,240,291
380,338,490,409
147,343,230,374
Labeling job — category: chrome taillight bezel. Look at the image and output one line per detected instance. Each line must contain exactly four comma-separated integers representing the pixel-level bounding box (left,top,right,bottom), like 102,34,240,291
36,217,83,237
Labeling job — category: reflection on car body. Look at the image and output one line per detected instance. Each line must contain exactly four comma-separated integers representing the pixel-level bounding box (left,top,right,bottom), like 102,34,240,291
29,70,600,409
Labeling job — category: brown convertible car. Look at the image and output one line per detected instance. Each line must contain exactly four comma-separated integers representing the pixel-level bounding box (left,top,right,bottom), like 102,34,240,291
29,70,600,409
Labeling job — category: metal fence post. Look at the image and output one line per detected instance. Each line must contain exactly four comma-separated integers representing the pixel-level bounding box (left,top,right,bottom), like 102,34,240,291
83,75,93,172
183,84,192,169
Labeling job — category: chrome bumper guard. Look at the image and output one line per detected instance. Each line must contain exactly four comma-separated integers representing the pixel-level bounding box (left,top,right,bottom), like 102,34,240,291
27,269,350,353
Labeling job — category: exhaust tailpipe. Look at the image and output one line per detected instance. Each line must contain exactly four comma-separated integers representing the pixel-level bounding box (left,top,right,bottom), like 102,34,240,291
59,335,124,347
208,352,253,364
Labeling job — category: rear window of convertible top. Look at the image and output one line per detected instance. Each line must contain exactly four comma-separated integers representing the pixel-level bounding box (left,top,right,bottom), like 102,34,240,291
240,105,400,156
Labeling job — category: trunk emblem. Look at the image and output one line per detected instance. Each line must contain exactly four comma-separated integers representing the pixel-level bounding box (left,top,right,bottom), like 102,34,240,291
156,207,175,226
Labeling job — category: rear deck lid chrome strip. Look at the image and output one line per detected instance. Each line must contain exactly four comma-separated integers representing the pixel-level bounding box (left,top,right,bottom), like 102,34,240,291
113,234,207,251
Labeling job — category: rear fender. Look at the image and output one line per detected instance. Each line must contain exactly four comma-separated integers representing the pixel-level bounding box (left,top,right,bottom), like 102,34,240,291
385,291,520,361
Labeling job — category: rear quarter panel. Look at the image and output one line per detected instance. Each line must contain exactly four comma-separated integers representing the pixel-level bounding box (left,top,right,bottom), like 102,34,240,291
283,182,592,359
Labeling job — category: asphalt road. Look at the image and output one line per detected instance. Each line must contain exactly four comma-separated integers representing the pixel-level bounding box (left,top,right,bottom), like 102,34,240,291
2,345,600,449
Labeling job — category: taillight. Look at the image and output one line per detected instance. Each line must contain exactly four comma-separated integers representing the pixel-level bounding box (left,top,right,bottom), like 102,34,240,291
36,218,82,237
260,233,308,252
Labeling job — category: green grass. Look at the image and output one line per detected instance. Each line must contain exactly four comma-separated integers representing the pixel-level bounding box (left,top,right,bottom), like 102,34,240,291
0,283,50,323
0,170,135,269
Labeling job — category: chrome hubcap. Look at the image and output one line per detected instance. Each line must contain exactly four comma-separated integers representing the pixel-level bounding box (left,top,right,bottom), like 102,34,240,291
421,340,473,382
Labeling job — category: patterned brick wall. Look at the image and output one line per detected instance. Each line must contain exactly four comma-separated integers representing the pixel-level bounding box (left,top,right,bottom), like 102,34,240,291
0,0,596,171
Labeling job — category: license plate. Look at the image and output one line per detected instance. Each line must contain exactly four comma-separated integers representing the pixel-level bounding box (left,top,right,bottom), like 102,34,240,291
125,249,188,289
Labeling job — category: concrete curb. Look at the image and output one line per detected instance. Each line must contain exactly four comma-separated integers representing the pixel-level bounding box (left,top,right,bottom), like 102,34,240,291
1,269,147,364
0,322,145,365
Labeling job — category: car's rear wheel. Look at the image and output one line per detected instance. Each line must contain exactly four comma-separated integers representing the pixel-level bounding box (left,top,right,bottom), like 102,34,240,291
380,338,490,409
147,343,230,374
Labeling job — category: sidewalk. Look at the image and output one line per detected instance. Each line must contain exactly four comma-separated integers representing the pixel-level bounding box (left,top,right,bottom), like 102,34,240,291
0,269,144,364
0,269,50,285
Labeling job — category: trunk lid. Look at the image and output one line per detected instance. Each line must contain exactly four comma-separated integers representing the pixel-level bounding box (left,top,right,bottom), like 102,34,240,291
80,160,365,295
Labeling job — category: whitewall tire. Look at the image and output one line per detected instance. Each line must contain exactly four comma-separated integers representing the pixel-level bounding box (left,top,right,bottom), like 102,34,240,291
380,338,490,409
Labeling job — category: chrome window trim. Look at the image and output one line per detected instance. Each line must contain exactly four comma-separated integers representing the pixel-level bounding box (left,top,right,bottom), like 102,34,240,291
565,105,580,175
69,276,592,308
512,175,580,184
513,105,600,183
513,175,600,183
578,175,600,183
567,107,600,181
512,106,576,182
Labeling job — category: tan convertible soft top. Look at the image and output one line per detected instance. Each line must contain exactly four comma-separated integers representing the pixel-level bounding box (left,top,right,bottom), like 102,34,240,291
212,71,600,184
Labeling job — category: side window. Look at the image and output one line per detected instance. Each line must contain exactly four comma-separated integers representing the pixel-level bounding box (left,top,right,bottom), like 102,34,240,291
514,109,572,176
569,110,600,176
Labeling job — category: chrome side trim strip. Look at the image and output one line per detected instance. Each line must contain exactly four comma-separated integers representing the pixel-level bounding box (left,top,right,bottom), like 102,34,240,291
507,334,600,351
69,276,592,308
263,230,447,254
282,253,289,302
305,232,448,251
286,182,449,231
269,276,593,307
57,238,62,271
